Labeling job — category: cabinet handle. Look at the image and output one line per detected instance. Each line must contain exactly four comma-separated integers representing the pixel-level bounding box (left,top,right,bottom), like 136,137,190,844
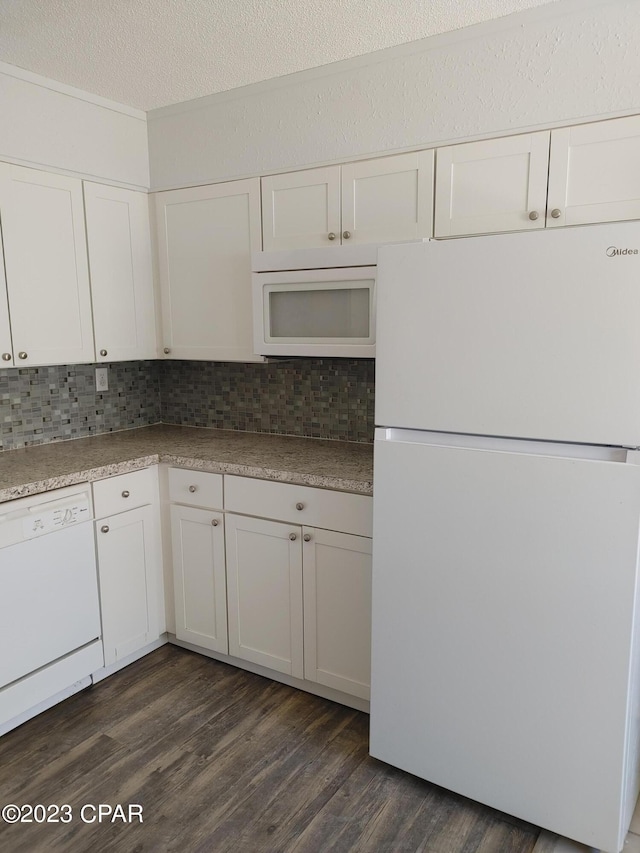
18,352,27,360
295,502,304,511
99,349,108,357
550,208,562,219
211,519,219,527
163,347,171,354
1,353,11,361
303,533,311,542
342,230,352,239
101,525,110,533
121,490,130,498
189,485,197,493
289,532,297,541
528,211,539,221
328,232,336,241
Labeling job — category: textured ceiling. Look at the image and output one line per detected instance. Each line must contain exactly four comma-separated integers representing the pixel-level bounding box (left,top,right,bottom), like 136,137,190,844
0,0,561,111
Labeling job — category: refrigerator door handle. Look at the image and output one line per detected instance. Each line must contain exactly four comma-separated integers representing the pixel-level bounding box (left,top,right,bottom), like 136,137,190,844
375,427,629,464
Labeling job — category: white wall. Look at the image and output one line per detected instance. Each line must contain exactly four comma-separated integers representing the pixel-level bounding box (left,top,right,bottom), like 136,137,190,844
0,63,149,189
147,0,640,191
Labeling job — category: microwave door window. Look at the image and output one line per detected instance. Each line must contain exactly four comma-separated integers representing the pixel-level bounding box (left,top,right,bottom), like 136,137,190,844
269,286,370,340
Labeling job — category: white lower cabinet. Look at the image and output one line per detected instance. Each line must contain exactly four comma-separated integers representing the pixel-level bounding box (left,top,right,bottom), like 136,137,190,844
167,468,373,703
171,504,227,653
223,475,373,700
302,528,372,700
225,513,304,678
93,469,163,667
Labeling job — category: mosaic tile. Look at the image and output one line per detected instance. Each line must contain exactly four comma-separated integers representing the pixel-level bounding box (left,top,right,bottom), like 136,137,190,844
0,362,161,451
159,359,375,443
0,358,374,451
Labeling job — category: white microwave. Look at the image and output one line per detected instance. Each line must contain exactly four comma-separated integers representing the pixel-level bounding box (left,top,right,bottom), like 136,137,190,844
252,245,377,357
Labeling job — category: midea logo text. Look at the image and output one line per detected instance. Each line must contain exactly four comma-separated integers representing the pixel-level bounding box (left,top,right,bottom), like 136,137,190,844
606,246,639,256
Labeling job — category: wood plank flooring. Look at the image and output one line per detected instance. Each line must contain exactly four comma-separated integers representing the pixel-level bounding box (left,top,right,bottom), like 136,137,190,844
0,646,541,852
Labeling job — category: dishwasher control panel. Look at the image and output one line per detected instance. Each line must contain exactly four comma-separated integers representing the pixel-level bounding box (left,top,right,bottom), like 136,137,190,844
0,487,93,549
22,499,91,539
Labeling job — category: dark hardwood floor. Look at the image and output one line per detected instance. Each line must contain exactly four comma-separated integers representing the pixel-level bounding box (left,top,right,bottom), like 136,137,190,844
0,646,541,852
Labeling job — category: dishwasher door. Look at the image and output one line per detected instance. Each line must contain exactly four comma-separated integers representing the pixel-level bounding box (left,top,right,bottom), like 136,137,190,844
0,510,102,690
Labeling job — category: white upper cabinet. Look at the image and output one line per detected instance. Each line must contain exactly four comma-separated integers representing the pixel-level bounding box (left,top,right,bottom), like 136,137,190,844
84,183,157,362
434,132,551,237
547,115,640,228
0,164,94,365
341,151,434,245
435,116,640,238
0,231,13,366
262,166,341,251
154,178,263,362
261,152,434,251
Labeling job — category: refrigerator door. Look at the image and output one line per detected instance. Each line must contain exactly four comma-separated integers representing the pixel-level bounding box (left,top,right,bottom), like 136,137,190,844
370,431,640,853
375,222,640,447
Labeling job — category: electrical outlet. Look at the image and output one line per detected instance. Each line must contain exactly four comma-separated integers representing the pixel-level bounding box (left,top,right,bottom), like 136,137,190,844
95,367,109,392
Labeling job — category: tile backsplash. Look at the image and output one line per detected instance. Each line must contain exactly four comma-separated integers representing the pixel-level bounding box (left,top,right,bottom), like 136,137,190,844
159,359,375,443
0,362,161,451
0,358,374,451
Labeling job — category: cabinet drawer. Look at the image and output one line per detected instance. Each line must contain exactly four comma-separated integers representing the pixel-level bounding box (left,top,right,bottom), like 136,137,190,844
224,475,372,537
93,468,156,518
168,468,223,509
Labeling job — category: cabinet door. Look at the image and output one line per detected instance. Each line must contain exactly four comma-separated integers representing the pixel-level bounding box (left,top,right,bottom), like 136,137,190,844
0,164,94,365
155,179,263,361
303,528,372,700
262,166,341,251
225,513,303,678
434,132,550,237
341,151,434,245
0,227,13,366
547,116,640,228
171,504,228,653
84,182,157,361
96,505,161,666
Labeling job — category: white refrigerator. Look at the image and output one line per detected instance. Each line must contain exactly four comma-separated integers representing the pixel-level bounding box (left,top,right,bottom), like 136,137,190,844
369,222,640,853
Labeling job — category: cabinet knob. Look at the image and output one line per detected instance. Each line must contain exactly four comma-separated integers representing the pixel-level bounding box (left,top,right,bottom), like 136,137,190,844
101,525,110,534
188,485,197,493
18,352,27,360
99,349,108,357
1,353,11,361
164,347,171,354
550,208,562,219
289,532,297,541
121,490,130,498
342,230,352,239
211,519,219,527
295,502,304,511
303,533,311,542
528,211,539,221
328,232,336,241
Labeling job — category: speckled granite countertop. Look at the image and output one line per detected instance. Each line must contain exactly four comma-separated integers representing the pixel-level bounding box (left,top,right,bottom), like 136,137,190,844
0,425,374,503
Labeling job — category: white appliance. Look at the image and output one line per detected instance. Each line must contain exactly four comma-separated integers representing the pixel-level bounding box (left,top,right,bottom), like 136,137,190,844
370,222,640,853
0,485,104,734
252,245,377,357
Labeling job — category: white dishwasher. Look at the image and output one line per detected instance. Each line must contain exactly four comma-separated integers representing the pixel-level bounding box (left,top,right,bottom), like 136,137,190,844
0,484,104,734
